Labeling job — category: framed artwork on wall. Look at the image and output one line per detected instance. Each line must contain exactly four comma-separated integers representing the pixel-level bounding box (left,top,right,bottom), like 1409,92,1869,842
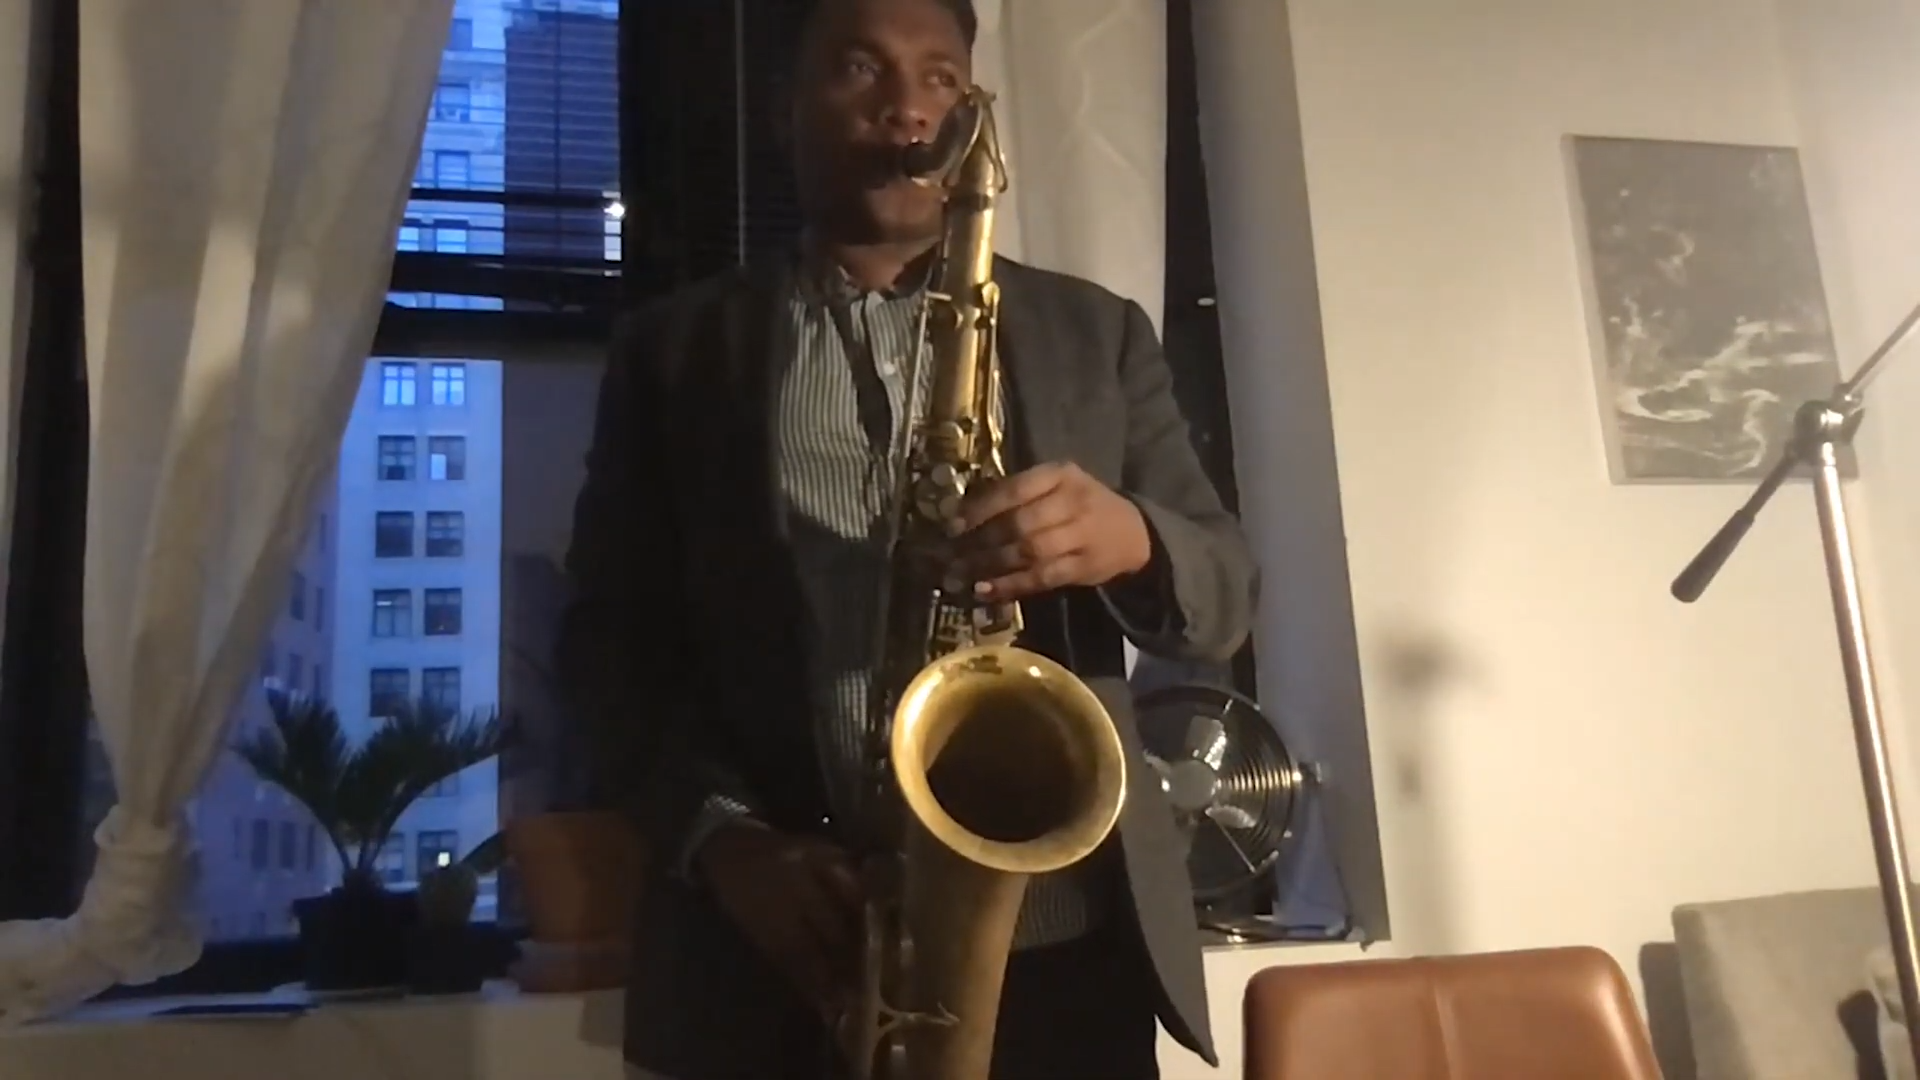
1566,135,1847,484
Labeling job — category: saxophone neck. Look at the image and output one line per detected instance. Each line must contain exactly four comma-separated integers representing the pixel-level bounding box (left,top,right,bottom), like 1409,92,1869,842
901,86,1008,202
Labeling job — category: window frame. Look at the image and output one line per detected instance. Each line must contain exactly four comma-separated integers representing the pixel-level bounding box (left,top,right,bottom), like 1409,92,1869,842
370,588,413,638
421,665,462,714
379,361,417,407
424,510,465,557
373,510,415,558
10,1,656,998
367,667,412,719
425,435,466,481
376,435,418,481
429,362,467,407
422,588,463,637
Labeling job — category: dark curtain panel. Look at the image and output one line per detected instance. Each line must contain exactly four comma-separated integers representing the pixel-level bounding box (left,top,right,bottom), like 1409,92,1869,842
1164,0,1259,700
0,0,91,920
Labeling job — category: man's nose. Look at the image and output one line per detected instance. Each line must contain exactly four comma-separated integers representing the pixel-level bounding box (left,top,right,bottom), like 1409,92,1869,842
876,81,940,143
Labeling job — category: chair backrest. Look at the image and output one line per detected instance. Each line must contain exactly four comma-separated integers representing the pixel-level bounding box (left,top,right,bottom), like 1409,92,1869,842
1242,945,1662,1080
1671,887,1893,1080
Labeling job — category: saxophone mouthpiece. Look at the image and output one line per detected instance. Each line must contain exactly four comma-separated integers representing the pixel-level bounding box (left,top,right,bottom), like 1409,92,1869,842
897,140,943,183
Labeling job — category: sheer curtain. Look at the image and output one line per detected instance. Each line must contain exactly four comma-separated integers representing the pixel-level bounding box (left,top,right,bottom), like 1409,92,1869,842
0,0,452,1024
974,0,1166,676
972,0,1167,330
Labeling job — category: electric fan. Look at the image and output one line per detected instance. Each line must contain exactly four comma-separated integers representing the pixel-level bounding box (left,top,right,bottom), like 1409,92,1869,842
1135,682,1315,942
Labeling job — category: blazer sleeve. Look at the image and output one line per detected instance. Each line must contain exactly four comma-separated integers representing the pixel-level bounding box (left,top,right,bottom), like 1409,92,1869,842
558,311,761,873
1096,298,1259,662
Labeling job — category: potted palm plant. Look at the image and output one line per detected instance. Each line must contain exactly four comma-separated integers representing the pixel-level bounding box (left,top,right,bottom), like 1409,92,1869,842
232,688,501,992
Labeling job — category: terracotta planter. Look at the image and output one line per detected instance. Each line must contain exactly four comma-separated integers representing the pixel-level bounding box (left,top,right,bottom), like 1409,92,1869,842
506,810,645,992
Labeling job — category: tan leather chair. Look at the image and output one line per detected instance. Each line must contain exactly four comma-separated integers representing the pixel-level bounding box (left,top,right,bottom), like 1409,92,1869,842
1243,945,1662,1079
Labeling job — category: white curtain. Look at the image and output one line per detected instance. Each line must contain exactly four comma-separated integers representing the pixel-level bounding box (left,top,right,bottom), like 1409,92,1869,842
0,0,452,1024
973,0,1166,677
972,0,1167,330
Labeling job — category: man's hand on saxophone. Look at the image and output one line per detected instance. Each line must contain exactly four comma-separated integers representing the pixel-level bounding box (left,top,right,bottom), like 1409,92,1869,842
951,461,1155,602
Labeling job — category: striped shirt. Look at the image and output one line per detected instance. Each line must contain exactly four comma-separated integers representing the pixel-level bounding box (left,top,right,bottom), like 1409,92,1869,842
769,262,1103,951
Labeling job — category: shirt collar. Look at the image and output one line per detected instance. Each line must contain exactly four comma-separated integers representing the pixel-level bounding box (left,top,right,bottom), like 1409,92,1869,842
794,232,933,308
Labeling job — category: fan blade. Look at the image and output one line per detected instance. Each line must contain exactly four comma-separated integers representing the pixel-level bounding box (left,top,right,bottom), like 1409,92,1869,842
1142,753,1173,794
1205,803,1258,830
1183,713,1230,771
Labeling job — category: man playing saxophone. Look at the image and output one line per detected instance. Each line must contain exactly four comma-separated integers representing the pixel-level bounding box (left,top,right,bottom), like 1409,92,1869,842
561,0,1256,1077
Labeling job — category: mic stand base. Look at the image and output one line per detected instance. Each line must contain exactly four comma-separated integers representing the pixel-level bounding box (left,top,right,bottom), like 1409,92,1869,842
1796,397,1920,1072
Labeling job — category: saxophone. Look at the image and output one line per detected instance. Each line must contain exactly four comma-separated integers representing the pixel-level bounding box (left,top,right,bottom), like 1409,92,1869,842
834,87,1130,1080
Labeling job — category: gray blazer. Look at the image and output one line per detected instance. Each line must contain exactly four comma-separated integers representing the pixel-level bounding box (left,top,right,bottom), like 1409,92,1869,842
560,255,1257,1079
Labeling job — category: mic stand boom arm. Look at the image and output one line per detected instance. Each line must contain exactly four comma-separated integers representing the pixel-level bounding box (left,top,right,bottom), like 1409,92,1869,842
1673,299,1920,1074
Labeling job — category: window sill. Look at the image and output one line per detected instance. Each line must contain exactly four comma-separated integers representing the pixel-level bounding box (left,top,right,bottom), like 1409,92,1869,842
2,981,627,1080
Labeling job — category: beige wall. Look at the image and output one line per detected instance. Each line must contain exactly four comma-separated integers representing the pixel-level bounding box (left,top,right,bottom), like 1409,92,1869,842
1167,0,1920,1076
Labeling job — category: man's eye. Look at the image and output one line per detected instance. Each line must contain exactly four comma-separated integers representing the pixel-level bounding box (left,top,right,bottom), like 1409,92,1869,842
844,57,880,78
929,70,961,90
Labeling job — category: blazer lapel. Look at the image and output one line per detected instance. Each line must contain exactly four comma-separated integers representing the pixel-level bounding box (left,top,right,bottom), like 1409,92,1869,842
993,259,1074,471
718,259,796,539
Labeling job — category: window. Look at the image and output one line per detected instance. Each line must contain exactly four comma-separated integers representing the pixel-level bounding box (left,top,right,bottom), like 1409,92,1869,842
375,834,408,885
418,830,460,874
432,81,471,122
434,151,471,190
371,589,412,637
380,361,416,406
424,511,464,557
374,511,414,557
284,652,303,689
369,668,411,718
305,824,318,871
278,821,298,870
377,435,417,481
427,436,466,481
423,589,463,636
422,666,461,714
23,1,622,979
427,772,461,798
446,17,474,51
288,572,306,621
430,363,466,406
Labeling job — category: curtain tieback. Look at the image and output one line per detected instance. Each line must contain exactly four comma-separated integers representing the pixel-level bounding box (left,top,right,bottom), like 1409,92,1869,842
0,806,201,1025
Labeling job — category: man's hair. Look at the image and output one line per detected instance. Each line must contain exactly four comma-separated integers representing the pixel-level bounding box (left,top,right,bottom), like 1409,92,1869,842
797,0,980,52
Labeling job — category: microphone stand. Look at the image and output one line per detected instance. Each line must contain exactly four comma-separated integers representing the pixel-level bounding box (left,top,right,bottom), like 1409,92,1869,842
1673,299,1920,1071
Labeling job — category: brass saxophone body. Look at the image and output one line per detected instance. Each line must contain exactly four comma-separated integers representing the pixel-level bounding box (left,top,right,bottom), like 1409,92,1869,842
835,87,1129,1080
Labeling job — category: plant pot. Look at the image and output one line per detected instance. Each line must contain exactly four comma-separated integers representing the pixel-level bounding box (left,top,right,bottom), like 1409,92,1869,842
406,924,485,995
293,885,417,992
505,810,645,992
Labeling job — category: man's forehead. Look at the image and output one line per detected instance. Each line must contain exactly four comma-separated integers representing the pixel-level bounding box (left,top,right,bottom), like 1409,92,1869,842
808,0,967,57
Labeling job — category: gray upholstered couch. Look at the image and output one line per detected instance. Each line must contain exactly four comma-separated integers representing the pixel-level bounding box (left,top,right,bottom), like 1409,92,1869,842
1673,887,1915,1080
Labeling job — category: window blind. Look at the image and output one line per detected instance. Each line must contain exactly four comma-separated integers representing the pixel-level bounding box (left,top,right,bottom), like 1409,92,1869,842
378,0,623,357
620,0,809,292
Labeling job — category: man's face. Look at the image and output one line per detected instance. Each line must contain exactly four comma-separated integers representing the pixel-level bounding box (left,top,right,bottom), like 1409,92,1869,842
790,0,970,245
